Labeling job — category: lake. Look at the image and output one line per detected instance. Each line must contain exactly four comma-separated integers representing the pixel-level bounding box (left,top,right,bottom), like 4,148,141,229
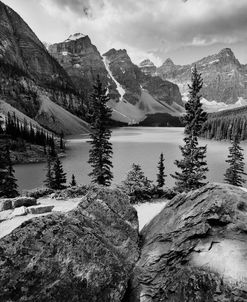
15,127,247,192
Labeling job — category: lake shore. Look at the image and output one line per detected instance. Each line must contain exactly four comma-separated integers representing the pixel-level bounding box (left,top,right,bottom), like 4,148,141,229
14,127,247,191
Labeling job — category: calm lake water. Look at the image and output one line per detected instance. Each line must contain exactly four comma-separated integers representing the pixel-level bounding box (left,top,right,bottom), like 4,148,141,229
15,127,247,192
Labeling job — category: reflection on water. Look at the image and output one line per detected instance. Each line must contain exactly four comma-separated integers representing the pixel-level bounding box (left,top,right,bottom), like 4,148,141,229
15,127,247,192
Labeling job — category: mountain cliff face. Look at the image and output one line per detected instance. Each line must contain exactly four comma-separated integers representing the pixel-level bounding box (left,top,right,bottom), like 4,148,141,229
0,1,89,134
157,48,247,105
50,37,183,124
49,34,110,98
103,48,141,106
0,1,74,90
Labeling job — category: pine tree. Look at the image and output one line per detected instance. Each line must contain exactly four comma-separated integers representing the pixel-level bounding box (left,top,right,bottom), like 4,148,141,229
44,155,54,189
120,163,152,203
70,174,77,187
88,75,113,186
49,137,57,158
60,131,64,150
183,66,207,137
0,115,4,134
0,140,9,197
52,156,67,190
172,66,208,193
157,153,166,188
4,146,19,197
224,134,247,186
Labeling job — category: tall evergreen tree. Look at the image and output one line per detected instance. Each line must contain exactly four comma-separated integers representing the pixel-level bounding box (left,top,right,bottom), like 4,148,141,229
172,66,208,192
157,153,166,188
44,155,54,189
224,134,247,186
70,174,77,187
4,146,19,197
52,156,67,190
88,75,113,186
49,137,57,158
0,141,8,198
60,131,64,150
0,116,4,134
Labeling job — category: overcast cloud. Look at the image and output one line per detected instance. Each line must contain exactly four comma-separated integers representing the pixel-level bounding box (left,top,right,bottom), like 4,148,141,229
2,0,247,65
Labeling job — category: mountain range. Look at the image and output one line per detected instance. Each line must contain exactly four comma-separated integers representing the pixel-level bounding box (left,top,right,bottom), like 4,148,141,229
49,35,183,124
140,48,247,111
0,0,246,134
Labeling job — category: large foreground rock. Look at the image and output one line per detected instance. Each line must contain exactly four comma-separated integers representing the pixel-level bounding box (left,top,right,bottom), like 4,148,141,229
127,183,247,302
0,186,139,302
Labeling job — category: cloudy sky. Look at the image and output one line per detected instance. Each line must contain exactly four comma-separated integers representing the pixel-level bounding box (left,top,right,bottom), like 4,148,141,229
2,0,247,66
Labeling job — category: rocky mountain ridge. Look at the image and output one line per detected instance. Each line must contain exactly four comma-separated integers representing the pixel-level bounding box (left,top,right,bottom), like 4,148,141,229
140,48,247,107
0,1,89,134
0,0,184,128
49,36,183,124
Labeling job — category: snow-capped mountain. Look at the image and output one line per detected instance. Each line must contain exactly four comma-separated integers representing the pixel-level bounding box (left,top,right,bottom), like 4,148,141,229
157,48,247,106
49,36,183,124
64,33,86,43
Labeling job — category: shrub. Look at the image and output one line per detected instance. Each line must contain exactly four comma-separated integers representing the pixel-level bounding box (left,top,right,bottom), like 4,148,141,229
119,163,153,204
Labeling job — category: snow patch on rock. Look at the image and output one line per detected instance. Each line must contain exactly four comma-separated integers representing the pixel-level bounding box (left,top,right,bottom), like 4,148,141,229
103,56,126,102
64,33,86,42
192,239,247,283
134,200,167,230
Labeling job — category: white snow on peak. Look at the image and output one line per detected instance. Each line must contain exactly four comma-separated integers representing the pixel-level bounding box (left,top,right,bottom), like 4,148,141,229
236,97,247,106
64,33,86,43
208,59,220,64
201,98,227,107
103,56,125,102
201,59,219,67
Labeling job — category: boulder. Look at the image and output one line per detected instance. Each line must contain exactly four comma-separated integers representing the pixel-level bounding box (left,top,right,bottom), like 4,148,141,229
27,205,54,215
11,197,37,208
0,210,12,222
10,206,27,218
0,199,12,212
0,186,139,302
127,183,247,302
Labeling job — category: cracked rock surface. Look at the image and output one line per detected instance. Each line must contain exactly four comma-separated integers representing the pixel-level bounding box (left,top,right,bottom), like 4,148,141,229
126,183,247,302
0,186,139,302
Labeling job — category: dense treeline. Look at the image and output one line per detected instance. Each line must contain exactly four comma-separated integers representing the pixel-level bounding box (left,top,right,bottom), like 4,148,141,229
201,106,247,141
5,112,55,148
139,113,184,127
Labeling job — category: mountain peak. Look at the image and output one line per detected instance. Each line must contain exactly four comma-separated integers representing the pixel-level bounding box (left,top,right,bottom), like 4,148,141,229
103,48,127,57
163,58,175,66
139,59,155,68
64,33,86,43
218,48,235,58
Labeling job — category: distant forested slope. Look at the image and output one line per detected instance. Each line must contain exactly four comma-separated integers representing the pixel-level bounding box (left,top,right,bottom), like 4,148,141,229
201,106,247,140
